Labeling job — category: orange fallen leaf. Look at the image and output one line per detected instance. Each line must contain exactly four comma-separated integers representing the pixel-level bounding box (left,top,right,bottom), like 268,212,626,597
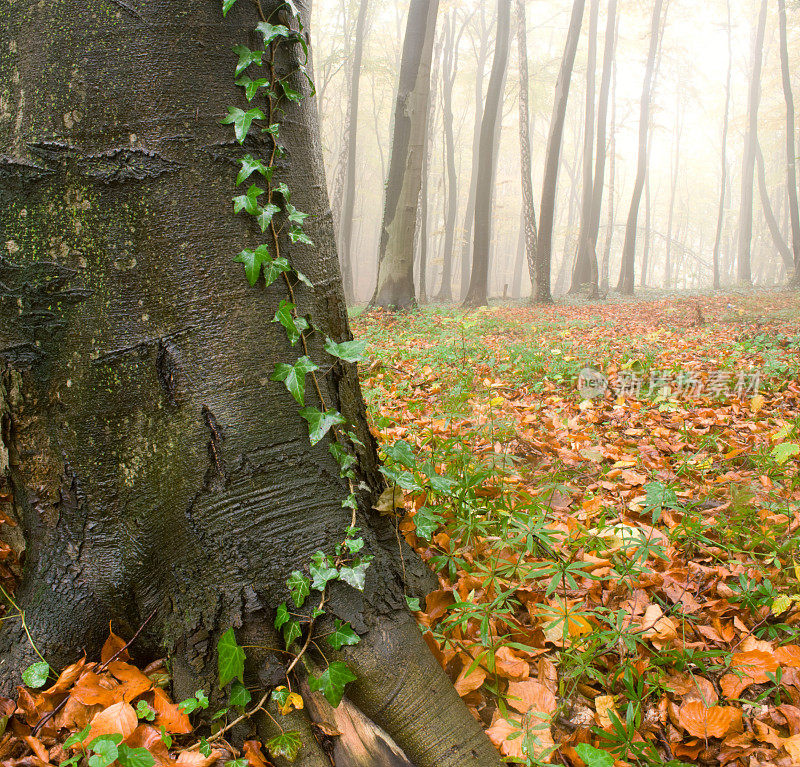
678,701,742,739
101,629,131,664
454,665,486,697
493,647,529,680
83,701,137,745
243,741,271,767
151,687,192,734
506,680,557,716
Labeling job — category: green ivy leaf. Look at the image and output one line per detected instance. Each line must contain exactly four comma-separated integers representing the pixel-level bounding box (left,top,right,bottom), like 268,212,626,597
309,550,339,590
308,662,357,708
271,356,319,405
274,603,291,631
265,731,302,763
236,155,272,186
324,338,367,364
256,203,281,233
222,0,238,16
299,407,346,446
326,619,360,650
273,182,291,201
287,570,311,608
285,204,309,226
256,22,291,46
272,301,310,346
264,256,291,287
117,745,155,767
217,628,245,688
225,760,247,767
235,75,270,102
229,681,252,708
279,79,303,102
282,619,301,648
233,183,263,215
199,739,211,758
288,227,314,246
281,0,300,18
575,745,614,767
338,555,373,592
232,44,263,77
293,269,313,288
22,662,50,689
405,596,421,612
234,244,270,286
220,106,265,144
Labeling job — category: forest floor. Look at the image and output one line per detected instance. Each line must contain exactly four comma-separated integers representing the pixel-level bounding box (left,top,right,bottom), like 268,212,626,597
352,290,800,767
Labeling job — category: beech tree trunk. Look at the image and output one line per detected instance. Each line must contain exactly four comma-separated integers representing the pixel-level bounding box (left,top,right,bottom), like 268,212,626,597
712,0,732,291
601,43,618,293
463,0,512,308
756,141,795,272
535,0,586,303
370,0,440,309
664,94,682,290
617,0,663,295
737,0,768,286
0,3,504,766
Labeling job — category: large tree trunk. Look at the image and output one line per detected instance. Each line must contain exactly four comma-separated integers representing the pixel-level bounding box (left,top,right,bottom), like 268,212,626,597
778,0,800,282
463,0,512,307
570,0,600,297
535,0,586,303
0,3,504,766
370,0,440,309
712,0,732,291
737,0,768,286
339,0,370,303
756,141,795,272
515,0,539,298
617,0,664,295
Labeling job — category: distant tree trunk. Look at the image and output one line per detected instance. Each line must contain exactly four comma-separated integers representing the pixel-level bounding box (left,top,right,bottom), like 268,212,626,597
570,0,600,297
617,0,663,294
515,0,539,296
712,0,732,290
756,141,795,272
664,94,682,289
536,0,586,303
590,0,617,294
737,0,768,286
641,170,651,288
511,209,526,298
778,0,800,282
371,0,440,309
459,4,491,299
601,45,618,292
464,0,512,307
339,0,370,303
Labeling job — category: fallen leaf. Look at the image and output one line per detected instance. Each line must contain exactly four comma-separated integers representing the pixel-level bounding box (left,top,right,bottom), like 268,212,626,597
678,701,742,739
83,701,137,744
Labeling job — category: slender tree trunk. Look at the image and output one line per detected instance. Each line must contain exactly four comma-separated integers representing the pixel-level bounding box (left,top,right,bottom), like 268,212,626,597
515,0,539,297
737,0,768,286
664,94,682,289
601,44,618,292
756,140,795,272
712,0,732,291
339,0,370,303
536,0,586,303
641,170,651,288
0,4,507,766
570,0,600,297
617,0,664,295
778,0,800,282
371,0,440,309
511,209,526,298
464,0,512,307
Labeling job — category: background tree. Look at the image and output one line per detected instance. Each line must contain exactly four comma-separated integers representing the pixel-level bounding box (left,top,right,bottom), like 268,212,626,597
371,0,440,309
712,0,732,291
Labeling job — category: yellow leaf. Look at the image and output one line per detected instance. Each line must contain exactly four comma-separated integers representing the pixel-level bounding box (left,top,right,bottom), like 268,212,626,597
750,394,766,414
771,595,793,616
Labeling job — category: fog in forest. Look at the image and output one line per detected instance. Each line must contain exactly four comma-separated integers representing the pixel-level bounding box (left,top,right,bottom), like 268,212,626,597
310,0,800,306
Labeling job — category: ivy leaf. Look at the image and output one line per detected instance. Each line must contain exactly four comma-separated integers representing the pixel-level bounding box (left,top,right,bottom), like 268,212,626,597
263,256,291,287
326,619,360,650
232,44,263,77
274,603,290,631
198,739,211,757
308,662,357,708
289,227,314,246
265,731,302,763
273,182,291,201
220,106,265,144
338,555,373,592
22,662,50,689
309,551,338,590
236,155,272,186
233,183,263,215
217,628,245,688
279,79,303,102
272,301,309,346
235,75,270,102
575,745,614,767
285,204,309,226
117,745,155,767
287,570,311,608
282,619,301,648
324,338,368,364
256,22,291,46
256,203,281,233
293,269,314,288
224,760,247,767
299,407,346,446
234,244,270,286
282,0,300,18
405,596,421,612
271,356,319,405
229,681,251,708
222,0,238,16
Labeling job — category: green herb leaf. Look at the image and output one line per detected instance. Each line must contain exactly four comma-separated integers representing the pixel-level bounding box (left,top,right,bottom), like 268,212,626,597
22,662,50,689
324,338,368,364
308,662,357,708
326,619,360,650
271,356,319,405
225,759,248,767
217,628,245,688
299,407,346,446
159,727,172,749
265,731,302,763
117,745,155,767
287,570,311,608
135,700,156,721
412,506,443,541
405,596,421,612
64,725,92,750
232,45,263,77
575,745,614,767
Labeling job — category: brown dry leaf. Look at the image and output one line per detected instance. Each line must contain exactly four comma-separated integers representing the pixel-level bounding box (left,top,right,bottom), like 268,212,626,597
641,604,678,649
176,750,220,767
506,680,557,716
107,662,153,702
101,629,130,665
776,645,800,668
486,716,526,761
124,725,171,767
677,701,742,739
784,734,800,762
243,741,271,767
721,650,780,699
664,673,718,705
83,701,137,745
594,695,616,728
373,486,404,514
454,665,486,697
70,672,119,707
42,659,87,697
151,687,192,735
22,735,49,764
493,647,530,680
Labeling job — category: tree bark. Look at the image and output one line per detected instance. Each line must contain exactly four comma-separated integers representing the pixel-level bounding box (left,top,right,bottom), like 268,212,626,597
601,39,618,293
778,0,800,282
663,92,682,290
712,0,732,291
737,0,768,286
535,0,586,303
370,0,440,309
0,3,505,765
339,0,370,303
617,0,664,295
463,0,512,308
756,140,795,272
